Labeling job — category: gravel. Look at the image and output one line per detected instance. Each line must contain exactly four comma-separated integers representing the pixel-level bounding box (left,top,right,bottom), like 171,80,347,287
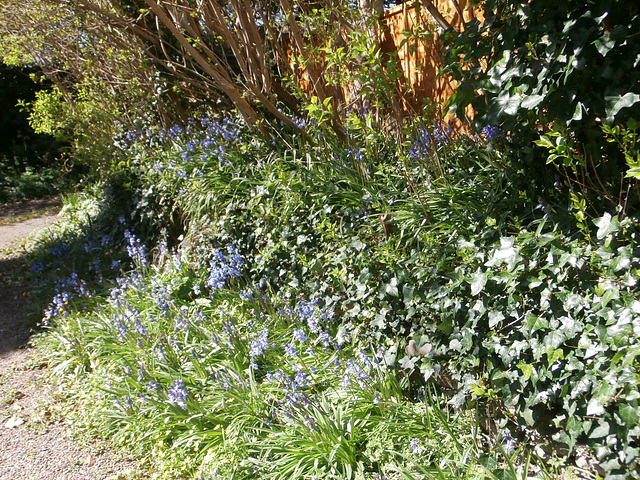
0,204,144,480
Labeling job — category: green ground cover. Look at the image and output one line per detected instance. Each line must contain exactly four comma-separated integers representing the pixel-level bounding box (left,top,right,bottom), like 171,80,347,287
13,113,638,479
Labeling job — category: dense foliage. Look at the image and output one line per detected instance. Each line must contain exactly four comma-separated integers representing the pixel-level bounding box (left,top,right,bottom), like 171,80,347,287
2,1,639,479
10,112,631,479
442,0,640,212
444,0,640,138
0,63,67,202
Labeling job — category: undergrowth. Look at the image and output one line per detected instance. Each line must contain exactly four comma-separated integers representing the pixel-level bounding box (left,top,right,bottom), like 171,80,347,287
19,113,639,479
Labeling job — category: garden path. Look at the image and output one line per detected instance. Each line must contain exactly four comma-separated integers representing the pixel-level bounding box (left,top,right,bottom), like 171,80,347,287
0,199,142,480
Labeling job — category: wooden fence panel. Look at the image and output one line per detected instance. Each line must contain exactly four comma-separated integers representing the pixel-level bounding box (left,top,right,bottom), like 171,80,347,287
379,0,481,119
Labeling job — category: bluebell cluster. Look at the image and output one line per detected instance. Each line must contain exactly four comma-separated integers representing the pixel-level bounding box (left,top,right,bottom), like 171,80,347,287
117,115,243,169
408,121,455,160
124,230,148,266
249,328,271,357
41,273,90,325
481,124,504,141
408,126,431,161
168,379,189,409
206,245,244,291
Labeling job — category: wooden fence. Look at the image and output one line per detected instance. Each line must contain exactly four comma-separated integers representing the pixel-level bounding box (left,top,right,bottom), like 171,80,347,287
379,0,481,119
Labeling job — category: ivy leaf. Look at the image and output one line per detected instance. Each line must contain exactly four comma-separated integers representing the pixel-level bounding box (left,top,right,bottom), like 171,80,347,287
594,213,620,240
486,237,518,268
522,407,535,426
571,101,585,122
517,361,534,381
488,310,505,328
605,93,640,124
398,355,419,370
385,277,399,297
521,94,544,110
589,421,610,439
618,404,639,425
594,35,617,57
469,269,487,296
587,398,605,416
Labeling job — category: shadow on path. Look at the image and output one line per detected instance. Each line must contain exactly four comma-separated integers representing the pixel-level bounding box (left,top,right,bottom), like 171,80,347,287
0,207,60,358
0,196,62,224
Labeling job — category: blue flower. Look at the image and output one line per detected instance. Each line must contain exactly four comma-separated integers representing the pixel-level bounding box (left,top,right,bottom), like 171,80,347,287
168,380,188,408
410,438,421,455
249,329,270,357
293,328,308,342
481,125,504,141
284,343,297,358
146,381,158,391
206,246,244,291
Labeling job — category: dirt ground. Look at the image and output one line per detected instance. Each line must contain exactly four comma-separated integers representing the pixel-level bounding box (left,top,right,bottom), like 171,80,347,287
0,199,141,480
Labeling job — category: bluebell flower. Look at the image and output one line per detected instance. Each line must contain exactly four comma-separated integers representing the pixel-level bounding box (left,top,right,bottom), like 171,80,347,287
168,380,188,408
410,438,421,455
239,288,254,301
114,319,127,339
293,328,308,342
206,246,244,291
249,329,270,357
284,343,297,358
135,319,149,337
304,414,316,432
124,230,147,266
502,432,515,455
433,123,448,145
481,125,504,141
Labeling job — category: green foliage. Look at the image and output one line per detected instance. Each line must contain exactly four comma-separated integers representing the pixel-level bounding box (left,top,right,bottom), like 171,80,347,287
33,213,509,480
0,62,69,201
443,0,640,138
406,216,640,477
17,112,638,479
442,0,640,212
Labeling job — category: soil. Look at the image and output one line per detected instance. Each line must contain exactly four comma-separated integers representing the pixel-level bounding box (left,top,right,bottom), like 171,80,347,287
0,199,142,480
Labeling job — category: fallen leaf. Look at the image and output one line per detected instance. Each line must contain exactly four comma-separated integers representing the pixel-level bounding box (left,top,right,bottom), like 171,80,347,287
5,415,24,428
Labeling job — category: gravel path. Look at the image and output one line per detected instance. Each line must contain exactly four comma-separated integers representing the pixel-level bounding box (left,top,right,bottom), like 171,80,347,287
0,200,142,480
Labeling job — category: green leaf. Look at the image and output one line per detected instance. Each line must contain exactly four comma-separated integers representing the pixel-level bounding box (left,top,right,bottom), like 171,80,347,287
594,35,617,57
625,167,640,179
587,398,605,417
522,407,535,426
521,94,544,110
618,404,639,425
589,421,610,439
488,310,505,328
571,101,584,122
605,93,640,124
594,213,620,240
517,361,534,381
469,269,487,296
384,277,399,297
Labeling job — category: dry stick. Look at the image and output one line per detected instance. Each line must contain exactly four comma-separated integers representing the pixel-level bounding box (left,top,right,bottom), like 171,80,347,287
588,151,616,206
279,0,329,104
450,0,465,27
142,0,261,127
236,0,271,91
196,0,307,136
419,0,456,31
258,6,302,112
280,0,347,139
